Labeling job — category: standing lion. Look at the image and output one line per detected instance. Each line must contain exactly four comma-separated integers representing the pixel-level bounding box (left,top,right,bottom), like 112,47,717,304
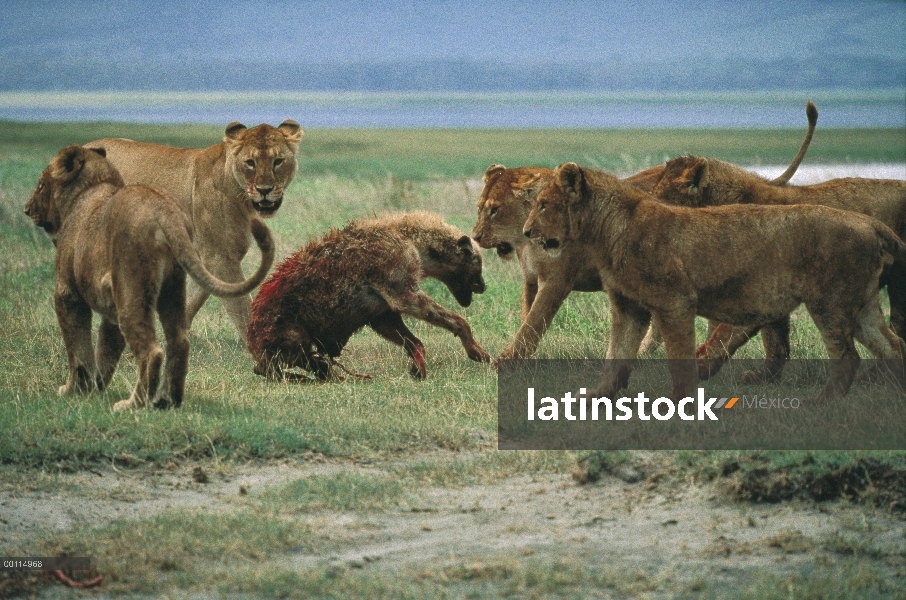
85,119,302,336
247,212,490,381
24,145,275,410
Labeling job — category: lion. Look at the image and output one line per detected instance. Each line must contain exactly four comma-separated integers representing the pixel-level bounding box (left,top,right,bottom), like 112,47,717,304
246,211,490,381
85,119,302,336
472,102,817,363
650,115,905,382
524,162,905,400
24,145,276,411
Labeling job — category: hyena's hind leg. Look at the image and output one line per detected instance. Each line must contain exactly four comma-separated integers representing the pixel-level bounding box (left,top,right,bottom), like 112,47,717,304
369,311,427,379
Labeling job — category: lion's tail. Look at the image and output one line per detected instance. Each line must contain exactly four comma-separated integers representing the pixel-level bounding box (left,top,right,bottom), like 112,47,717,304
170,218,276,298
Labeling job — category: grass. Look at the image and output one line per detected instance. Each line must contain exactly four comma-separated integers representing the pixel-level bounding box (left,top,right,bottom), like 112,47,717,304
1,122,904,597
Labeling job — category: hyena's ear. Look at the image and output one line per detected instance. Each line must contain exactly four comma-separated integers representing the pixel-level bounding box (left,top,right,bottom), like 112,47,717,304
482,164,506,184
457,234,474,255
224,121,248,143
278,119,303,144
555,162,583,199
51,145,88,182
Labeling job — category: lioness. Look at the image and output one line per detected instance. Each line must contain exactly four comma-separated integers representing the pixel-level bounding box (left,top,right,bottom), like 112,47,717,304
524,162,905,400
473,102,817,363
24,145,276,410
85,119,302,336
246,212,490,381
652,147,906,382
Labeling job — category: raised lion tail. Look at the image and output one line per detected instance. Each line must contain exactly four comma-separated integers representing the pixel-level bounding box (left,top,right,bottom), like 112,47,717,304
172,217,276,298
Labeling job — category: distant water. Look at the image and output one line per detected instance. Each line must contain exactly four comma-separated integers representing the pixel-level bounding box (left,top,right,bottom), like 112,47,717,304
0,90,902,128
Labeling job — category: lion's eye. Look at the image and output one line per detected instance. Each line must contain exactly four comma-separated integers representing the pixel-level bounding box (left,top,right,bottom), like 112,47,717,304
489,207,498,216
273,158,284,168
540,202,547,211
245,159,256,168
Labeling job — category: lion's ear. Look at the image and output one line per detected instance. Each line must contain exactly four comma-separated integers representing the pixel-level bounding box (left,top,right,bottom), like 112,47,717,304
482,164,506,184
51,145,87,181
224,121,248,142
683,158,710,194
278,120,303,144
89,147,107,158
457,234,474,255
555,162,582,199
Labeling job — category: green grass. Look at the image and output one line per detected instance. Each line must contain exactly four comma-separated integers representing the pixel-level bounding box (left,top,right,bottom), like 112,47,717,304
1,122,904,597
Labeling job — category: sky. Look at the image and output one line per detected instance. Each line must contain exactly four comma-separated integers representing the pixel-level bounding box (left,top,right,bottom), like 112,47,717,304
1,0,903,91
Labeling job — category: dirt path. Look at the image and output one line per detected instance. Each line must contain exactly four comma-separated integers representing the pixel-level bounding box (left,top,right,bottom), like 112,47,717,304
3,458,904,594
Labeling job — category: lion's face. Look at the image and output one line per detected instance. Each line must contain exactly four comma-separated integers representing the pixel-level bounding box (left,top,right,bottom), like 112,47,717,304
24,172,58,235
472,165,552,260
524,163,582,258
224,120,303,218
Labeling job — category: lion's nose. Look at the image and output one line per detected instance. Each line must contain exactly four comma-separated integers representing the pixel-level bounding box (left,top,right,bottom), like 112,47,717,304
523,229,532,238
24,207,31,216
256,186,273,196
472,233,482,243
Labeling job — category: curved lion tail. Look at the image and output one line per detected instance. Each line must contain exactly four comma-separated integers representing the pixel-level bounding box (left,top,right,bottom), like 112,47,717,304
768,100,818,185
172,217,276,298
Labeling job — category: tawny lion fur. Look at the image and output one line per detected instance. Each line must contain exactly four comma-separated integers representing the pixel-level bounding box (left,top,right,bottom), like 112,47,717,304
524,162,905,400
24,145,276,411
651,135,905,382
473,103,817,364
247,212,490,381
85,119,302,336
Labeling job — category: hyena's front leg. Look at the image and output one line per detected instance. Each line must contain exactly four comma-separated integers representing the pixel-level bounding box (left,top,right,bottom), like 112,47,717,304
381,290,490,365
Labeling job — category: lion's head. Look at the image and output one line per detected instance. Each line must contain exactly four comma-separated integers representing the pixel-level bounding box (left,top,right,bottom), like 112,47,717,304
651,155,759,207
223,119,303,218
25,145,123,238
472,164,553,260
524,162,587,258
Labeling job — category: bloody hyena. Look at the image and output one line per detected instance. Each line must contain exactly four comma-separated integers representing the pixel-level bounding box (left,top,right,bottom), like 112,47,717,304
246,211,490,381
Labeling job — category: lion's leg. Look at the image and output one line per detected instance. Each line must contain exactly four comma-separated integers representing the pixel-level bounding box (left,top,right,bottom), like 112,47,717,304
521,280,539,322
594,292,650,398
184,279,210,330
192,256,253,337
638,322,663,355
54,289,100,395
498,278,574,364
95,318,126,389
740,319,791,384
112,289,165,412
153,277,190,409
695,324,761,380
884,265,906,339
380,290,490,365
853,300,906,387
653,307,698,401
369,311,426,379
807,306,860,401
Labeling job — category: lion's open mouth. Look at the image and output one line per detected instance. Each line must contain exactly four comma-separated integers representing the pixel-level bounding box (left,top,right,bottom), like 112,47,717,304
496,242,514,257
253,197,283,216
541,239,560,250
